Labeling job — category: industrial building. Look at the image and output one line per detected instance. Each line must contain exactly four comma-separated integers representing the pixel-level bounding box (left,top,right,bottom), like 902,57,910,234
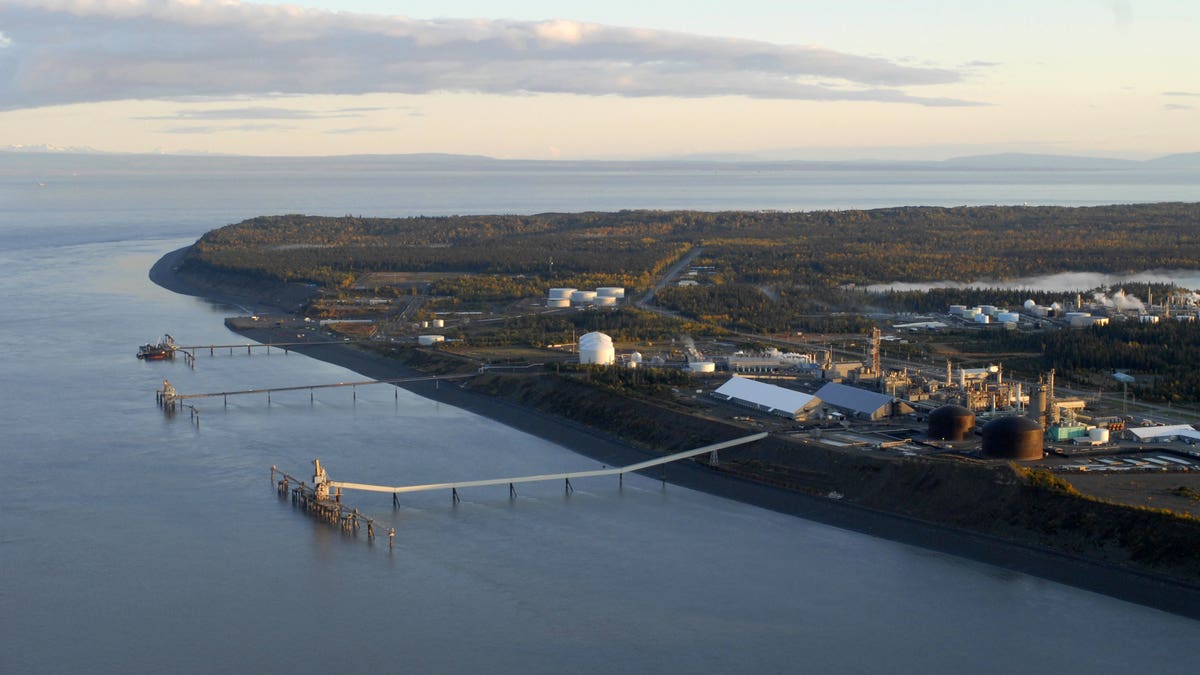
814,382,912,420
712,376,821,420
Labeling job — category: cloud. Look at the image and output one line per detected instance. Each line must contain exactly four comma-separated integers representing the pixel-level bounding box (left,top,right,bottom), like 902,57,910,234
324,126,396,135
1163,91,1200,97
0,0,974,110
1163,103,1193,111
164,123,295,134
139,106,374,120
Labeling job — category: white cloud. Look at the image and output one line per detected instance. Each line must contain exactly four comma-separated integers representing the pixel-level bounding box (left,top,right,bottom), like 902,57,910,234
0,0,974,110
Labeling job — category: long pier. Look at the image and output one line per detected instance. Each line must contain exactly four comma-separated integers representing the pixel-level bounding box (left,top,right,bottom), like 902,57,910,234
323,432,769,505
169,339,361,368
158,373,475,412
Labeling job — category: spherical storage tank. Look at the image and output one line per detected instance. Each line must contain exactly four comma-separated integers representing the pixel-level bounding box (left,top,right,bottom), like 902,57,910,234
578,331,615,365
981,416,1044,460
928,404,975,441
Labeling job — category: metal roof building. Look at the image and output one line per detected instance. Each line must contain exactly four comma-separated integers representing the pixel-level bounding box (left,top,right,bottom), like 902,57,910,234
814,382,911,420
712,376,820,420
1126,424,1200,443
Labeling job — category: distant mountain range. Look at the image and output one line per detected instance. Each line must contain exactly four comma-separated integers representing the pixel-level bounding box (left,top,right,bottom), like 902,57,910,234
3,147,1199,171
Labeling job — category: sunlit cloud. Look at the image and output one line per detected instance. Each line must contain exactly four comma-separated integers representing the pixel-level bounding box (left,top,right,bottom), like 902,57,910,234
1163,103,1193,111
164,123,295,134
0,0,975,110
1163,91,1200,97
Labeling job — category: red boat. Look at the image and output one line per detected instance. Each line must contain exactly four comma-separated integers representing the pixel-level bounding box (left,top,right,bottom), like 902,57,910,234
137,334,176,360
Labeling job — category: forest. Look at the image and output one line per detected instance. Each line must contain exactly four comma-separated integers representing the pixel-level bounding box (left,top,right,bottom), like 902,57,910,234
183,204,1200,292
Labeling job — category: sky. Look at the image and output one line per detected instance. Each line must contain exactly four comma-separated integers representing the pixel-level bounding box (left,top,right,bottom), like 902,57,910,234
0,0,1196,160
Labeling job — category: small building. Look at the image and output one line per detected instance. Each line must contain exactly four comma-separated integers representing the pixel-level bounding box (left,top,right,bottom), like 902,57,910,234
711,376,821,420
814,382,912,420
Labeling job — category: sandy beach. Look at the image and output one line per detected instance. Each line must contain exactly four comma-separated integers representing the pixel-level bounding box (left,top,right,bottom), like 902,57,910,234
150,246,1200,619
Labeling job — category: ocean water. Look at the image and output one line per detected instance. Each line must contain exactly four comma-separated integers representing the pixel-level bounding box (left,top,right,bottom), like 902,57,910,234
1,160,1198,673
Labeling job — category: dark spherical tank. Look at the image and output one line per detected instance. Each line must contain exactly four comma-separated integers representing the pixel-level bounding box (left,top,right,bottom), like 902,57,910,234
928,404,975,441
981,416,1044,460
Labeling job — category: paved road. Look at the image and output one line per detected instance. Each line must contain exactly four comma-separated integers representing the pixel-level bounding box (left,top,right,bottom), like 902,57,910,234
635,246,703,311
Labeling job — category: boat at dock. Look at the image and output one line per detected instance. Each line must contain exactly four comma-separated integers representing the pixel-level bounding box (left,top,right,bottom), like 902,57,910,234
137,334,176,360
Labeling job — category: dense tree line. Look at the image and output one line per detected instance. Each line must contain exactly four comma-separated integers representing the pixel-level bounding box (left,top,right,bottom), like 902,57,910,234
184,204,1200,289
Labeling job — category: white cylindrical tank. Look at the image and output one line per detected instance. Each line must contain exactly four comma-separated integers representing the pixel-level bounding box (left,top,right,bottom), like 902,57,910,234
596,287,625,298
974,313,990,324
996,312,1020,323
595,296,617,307
421,320,429,328
579,332,615,365
688,361,716,373
431,318,445,328
570,290,598,304
979,305,998,316
418,335,445,346
961,308,978,319
547,298,570,308
1089,427,1110,443
949,305,966,316
548,287,577,299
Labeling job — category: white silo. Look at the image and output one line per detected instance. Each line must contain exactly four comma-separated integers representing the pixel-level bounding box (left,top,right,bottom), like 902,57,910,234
548,288,577,300
578,332,615,365
431,318,445,328
596,295,617,307
547,298,570,308
570,290,598,304
597,287,625,299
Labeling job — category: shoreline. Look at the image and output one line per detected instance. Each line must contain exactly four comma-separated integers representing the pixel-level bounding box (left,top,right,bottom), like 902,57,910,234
150,246,1200,620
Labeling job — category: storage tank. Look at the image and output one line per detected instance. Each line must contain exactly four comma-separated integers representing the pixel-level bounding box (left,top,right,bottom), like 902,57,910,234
629,351,643,368
979,305,998,316
578,331,615,365
688,361,716,374
547,298,570,308
974,313,990,324
928,404,975,441
949,305,966,316
548,287,577,299
417,335,445,346
1023,299,1037,310
996,312,1020,323
982,416,1044,460
431,318,445,328
596,287,625,298
961,308,978,319
596,295,617,307
570,290,598,304
1088,427,1110,443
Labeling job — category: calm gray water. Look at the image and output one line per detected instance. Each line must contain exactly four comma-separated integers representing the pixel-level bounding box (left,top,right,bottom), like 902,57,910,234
2,160,1198,673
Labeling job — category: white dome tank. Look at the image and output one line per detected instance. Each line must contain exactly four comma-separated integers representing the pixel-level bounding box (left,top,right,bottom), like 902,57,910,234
1023,299,1037,310
578,332,615,365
